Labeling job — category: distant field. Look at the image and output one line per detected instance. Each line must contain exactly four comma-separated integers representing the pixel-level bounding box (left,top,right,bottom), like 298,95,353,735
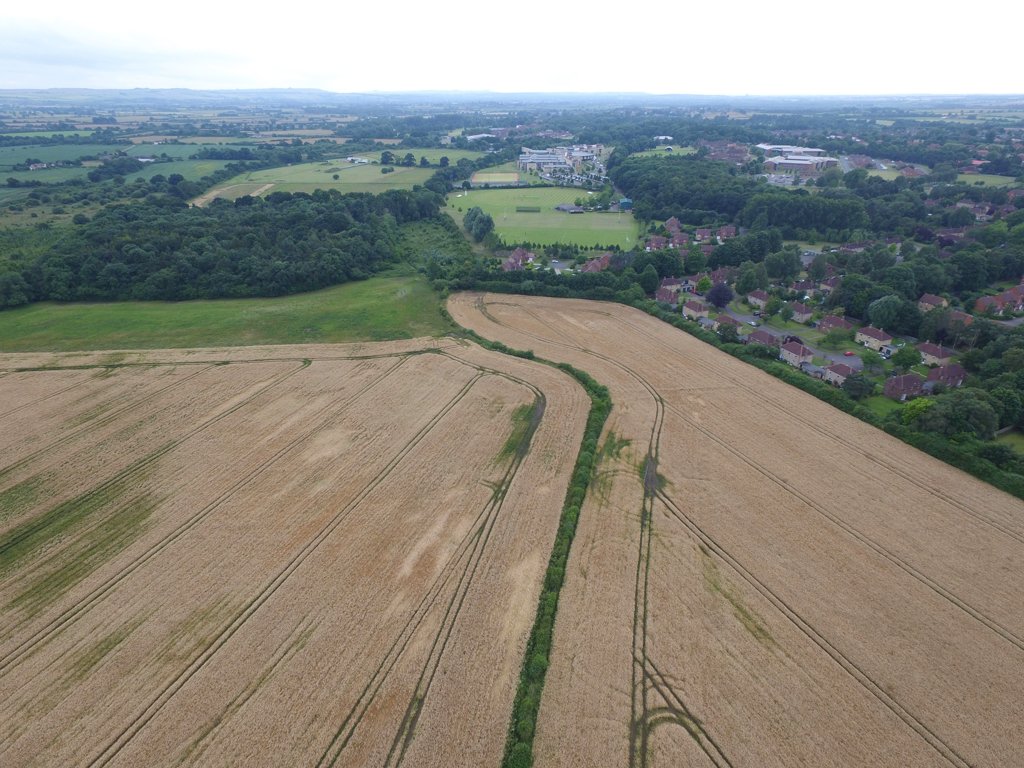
198,149,484,202
0,273,451,352
867,169,903,181
633,146,697,157
125,142,257,160
0,131,94,138
471,171,520,184
128,135,260,145
957,173,1019,187
125,159,233,182
448,187,641,248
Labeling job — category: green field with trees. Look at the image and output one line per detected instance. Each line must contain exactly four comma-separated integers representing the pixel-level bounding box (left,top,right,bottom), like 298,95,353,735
447,187,641,248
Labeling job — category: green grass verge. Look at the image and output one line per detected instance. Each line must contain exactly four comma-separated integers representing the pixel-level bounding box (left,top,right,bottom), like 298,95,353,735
0,272,453,352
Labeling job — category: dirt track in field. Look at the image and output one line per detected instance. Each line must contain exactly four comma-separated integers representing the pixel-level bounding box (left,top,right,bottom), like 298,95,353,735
448,293,1024,768
0,339,589,768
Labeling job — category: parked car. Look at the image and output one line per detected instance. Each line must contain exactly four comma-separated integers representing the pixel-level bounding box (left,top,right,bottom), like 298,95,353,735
844,350,855,356
748,320,759,327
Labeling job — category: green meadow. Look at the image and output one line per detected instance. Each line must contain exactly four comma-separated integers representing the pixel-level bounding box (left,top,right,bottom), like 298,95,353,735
199,150,484,201
448,187,641,248
956,173,1019,187
0,273,452,352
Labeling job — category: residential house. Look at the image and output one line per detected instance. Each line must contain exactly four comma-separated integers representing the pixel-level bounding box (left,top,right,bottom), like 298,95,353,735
655,287,678,304
501,247,535,272
580,253,611,273
824,363,856,387
713,314,740,331
683,300,710,320
818,276,842,295
918,293,949,313
884,373,926,401
789,302,813,323
709,267,736,285
695,228,713,242
664,216,682,235
791,279,816,295
644,235,668,251
717,225,737,240
917,342,955,367
975,283,1024,316
780,341,814,367
696,316,716,331
817,315,855,334
856,326,894,351
926,364,967,390
746,329,781,347
747,290,770,309
948,308,974,327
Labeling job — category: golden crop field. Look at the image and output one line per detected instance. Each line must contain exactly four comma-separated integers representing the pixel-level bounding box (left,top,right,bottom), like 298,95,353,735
0,339,589,767
448,293,1024,768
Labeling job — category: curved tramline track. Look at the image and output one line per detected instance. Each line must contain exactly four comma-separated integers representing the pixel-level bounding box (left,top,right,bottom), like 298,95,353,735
448,293,1024,768
0,338,588,768
468,296,730,768
82,371,486,768
0,363,217,484
0,355,409,673
316,356,548,768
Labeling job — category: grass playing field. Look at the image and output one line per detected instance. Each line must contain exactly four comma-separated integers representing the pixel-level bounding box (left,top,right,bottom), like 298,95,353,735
0,272,452,352
956,173,1019,187
447,187,641,249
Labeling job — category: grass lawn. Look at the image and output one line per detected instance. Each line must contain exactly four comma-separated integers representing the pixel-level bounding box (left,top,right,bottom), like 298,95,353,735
957,174,1019,187
0,272,452,352
863,395,902,419
867,169,902,181
447,187,641,249
995,430,1024,453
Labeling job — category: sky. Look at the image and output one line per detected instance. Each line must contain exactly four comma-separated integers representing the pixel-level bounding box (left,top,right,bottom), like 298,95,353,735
1,1,1021,96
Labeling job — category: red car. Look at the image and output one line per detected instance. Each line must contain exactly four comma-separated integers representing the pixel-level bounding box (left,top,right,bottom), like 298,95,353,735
844,350,855,356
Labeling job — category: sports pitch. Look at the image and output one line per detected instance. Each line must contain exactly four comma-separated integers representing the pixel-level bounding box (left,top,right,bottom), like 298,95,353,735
449,187,641,249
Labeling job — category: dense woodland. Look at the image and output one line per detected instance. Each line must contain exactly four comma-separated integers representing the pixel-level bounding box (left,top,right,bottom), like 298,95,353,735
0,188,442,304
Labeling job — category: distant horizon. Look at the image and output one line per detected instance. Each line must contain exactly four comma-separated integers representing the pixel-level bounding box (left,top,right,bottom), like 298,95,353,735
1,86,1022,100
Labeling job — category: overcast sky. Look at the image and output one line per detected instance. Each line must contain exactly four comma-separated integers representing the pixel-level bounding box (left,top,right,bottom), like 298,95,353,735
1,1,1020,95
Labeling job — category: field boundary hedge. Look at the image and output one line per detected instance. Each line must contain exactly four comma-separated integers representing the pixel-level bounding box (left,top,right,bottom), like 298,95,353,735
447,320,611,768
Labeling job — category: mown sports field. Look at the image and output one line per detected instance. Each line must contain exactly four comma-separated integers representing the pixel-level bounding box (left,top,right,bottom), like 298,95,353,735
448,187,642,249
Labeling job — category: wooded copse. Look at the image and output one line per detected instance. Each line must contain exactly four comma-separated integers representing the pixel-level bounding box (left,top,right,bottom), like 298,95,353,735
0,187,443,305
